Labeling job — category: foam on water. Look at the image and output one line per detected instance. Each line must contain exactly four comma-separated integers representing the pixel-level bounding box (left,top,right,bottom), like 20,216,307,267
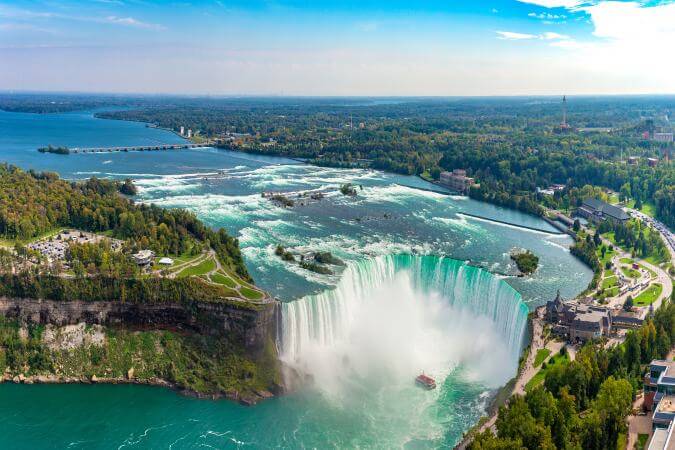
282,254,528,389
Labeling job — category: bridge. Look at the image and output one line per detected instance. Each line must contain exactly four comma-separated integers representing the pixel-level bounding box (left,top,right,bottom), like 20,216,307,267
68,142,214,154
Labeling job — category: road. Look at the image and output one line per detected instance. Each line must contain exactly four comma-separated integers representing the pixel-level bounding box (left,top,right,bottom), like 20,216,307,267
600,239,672,315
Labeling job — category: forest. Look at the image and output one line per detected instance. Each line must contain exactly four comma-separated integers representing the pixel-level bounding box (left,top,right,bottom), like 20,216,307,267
0,164,250,280
469,299,675,450
85,96,674,228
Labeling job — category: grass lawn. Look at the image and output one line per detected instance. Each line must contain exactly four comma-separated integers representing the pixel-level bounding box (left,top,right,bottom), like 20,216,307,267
210,271,237,288
608,193,620,205
602,231,617,246
634,283,663,306
597,245,615,267
602,276,618,289
645,255,666,266
240,286,264,301
419,170,434,182
637,433,649,449
621,266,640,278
534,348,551,368
177,258,216,278
626,199,656,218
620,257,633,264
525,352,570,392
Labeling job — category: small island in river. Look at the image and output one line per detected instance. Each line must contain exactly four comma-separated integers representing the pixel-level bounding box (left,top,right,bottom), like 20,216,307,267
510,249,539,275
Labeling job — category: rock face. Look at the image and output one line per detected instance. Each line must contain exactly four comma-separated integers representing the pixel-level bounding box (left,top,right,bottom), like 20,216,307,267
0,297,279,353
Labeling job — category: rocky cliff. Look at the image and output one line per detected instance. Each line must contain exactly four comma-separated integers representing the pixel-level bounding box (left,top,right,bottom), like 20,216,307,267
0,297,279,354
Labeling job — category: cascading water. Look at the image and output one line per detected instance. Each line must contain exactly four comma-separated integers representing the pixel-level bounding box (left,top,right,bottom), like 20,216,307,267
281,253,529,394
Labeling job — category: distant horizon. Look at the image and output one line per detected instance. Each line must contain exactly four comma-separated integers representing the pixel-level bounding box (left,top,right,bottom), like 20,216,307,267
2,90,675,99
1,1,674,95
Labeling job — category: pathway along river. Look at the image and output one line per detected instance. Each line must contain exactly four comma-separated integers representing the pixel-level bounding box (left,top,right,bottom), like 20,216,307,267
0,109,592,448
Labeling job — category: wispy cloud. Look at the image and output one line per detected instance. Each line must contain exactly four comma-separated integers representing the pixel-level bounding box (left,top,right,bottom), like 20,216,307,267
0,22,53,33
496,30,538,40
104,16,165,30
528,12,567,20
0,5,164,31
516,0,583,7
355,21,379,32
496,30,570,40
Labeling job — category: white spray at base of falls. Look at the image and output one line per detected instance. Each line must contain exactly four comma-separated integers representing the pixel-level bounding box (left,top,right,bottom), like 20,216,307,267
280,254,529,396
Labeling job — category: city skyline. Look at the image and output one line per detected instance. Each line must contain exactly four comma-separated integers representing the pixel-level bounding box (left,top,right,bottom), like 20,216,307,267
1,0,674,95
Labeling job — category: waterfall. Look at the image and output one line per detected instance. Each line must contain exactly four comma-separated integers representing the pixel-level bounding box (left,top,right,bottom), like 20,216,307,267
280,254,529,389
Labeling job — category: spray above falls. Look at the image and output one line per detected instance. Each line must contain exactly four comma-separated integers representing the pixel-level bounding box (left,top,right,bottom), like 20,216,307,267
280,254,529,393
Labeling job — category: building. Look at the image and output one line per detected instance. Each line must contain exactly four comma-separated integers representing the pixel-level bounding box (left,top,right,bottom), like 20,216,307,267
132,250,155,266
545,292,612,342
569,309,612,342
654,133,674,143
649,158,659,167
179,126,184,136
158,257,174,266
628,156,640,165
439,169,476,194
537,184,565,196
578,198,629,225
645,360,675,411
654,396,675,429
546,290,566,323
647,420,675,450
187,129,192,139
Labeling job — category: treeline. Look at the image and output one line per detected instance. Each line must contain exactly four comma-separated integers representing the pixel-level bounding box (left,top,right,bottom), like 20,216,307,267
91,97,673,226
570,237,602,291
0,272,245,306
469,300,675,450
0,165,249,280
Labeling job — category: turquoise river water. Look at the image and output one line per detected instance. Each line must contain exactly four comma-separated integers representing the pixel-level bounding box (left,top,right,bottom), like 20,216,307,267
0,109,592,449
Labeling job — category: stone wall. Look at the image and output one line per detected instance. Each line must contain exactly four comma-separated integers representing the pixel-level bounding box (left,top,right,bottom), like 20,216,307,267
0,297,279,353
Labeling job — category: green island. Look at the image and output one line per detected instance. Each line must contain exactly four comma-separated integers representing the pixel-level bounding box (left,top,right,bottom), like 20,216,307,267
0,164,279,404
275,244,344,275
511,250,539,275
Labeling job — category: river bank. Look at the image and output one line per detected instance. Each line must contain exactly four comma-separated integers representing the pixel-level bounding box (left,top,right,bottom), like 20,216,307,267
0,371,276,405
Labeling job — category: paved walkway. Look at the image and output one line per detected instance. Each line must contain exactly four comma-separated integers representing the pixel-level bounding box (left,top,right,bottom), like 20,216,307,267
626,393,652,450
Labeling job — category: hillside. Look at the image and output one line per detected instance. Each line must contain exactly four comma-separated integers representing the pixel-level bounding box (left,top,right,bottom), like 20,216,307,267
0,165,280,402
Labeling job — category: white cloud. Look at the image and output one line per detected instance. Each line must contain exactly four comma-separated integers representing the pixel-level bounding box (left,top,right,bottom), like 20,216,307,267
104,16,165,30
516,0,583,7
496,30,570,40
541,32,570,40
528,12,566,20
496,30,539,40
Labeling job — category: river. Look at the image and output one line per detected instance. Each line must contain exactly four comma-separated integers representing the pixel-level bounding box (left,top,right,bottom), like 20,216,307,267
0,109,592,448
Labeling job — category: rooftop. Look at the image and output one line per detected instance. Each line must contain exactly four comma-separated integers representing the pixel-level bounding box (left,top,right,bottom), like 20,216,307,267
581,197,629,221
658,396,675,414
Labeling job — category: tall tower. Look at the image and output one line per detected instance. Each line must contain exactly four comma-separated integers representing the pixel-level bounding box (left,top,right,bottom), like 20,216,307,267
562,95,567,127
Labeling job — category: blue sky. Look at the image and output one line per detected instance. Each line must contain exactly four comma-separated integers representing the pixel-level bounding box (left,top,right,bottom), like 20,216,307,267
0,0,673,95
